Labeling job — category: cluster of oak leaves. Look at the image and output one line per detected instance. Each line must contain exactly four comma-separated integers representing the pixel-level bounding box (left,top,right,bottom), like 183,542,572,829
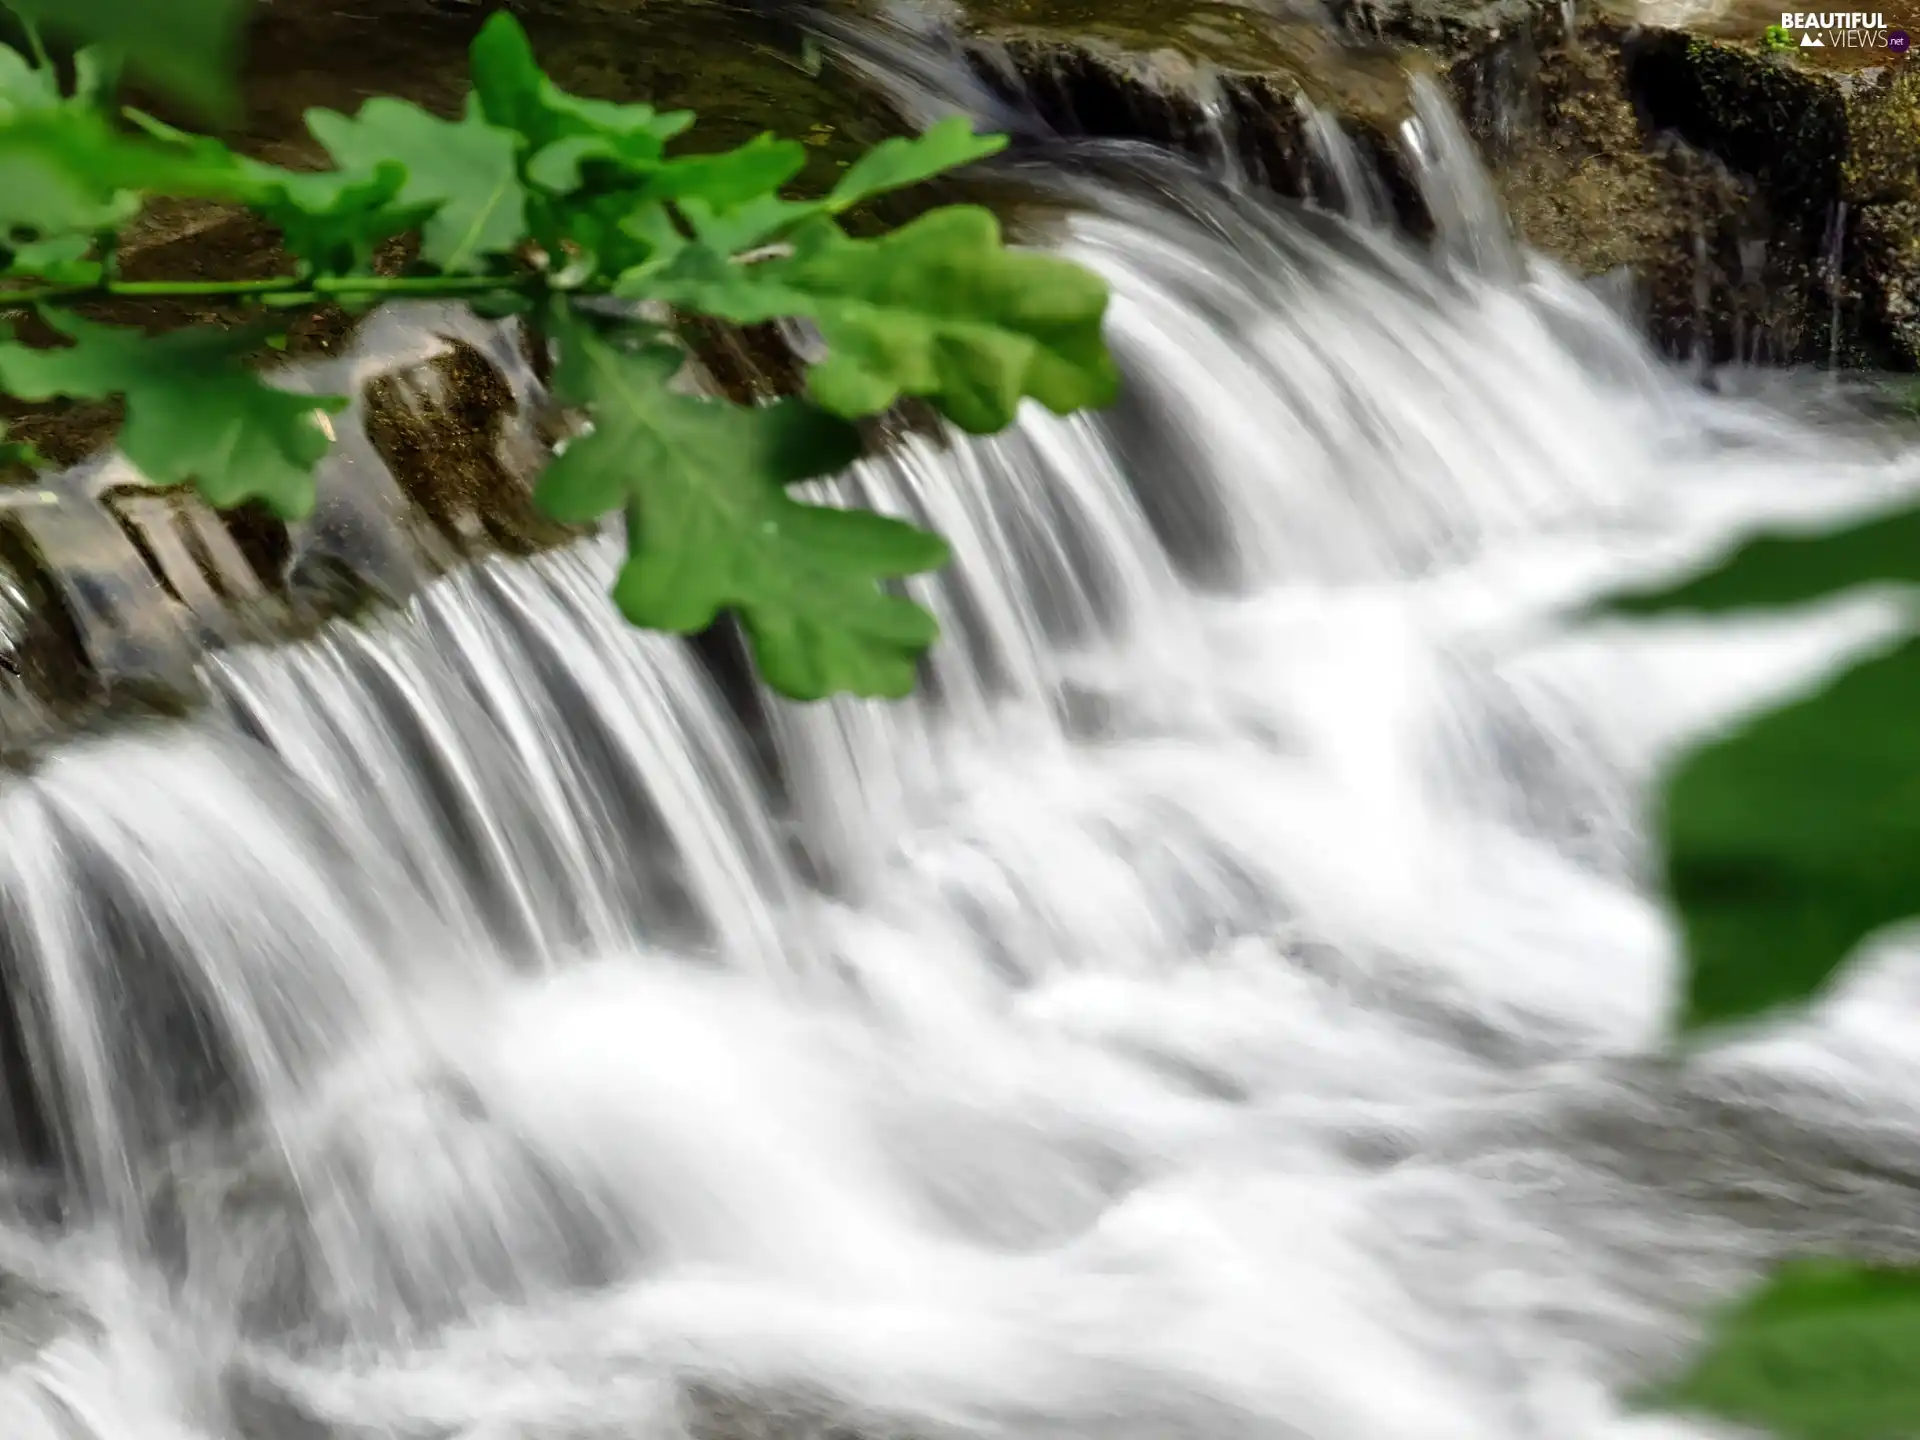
5,0,1920,1434
0,0,1116,699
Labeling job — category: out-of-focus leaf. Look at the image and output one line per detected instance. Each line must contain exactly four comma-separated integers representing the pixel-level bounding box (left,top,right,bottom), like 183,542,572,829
1661,632,1920,1030
1606,499,1920,616
0,313,345,518
0,41,63,117
0,108,147,239
1661,1261,1920,1439
2,231,99,283
3,0,247,118
306,96,528,272
471,11,689,189
0,424,43,469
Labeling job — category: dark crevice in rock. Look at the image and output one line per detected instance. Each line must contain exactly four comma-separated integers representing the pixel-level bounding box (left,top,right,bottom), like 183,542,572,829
966,36,1435,231
1626,33,1847,222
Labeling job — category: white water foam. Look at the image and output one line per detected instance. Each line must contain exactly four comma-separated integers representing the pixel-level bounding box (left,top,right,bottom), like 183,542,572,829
1,112,1919,1440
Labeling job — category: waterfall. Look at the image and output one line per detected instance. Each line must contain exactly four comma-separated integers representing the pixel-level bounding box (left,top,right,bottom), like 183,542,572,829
4,57,1920,1440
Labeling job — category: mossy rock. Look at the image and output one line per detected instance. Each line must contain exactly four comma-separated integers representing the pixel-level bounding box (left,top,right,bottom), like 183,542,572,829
1625,31,1920,365
911,0,1920,370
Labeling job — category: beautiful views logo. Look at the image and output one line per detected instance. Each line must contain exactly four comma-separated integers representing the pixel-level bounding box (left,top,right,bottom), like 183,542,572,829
1765,10,1910,47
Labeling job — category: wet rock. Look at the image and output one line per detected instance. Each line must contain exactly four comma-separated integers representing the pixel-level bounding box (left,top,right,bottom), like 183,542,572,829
940,0,1433,221
1624,35,1920,366
363,337,576,561
0,310,554,758
0,0,937,759
1857,198,1920,358
1330,0,1555,50
930,0,1920,369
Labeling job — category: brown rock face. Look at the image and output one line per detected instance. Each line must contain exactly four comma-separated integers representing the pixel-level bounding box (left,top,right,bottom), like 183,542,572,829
918,0,1920,369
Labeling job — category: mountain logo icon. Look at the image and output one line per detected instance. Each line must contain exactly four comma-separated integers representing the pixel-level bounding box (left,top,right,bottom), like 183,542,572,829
1801,30,1826,42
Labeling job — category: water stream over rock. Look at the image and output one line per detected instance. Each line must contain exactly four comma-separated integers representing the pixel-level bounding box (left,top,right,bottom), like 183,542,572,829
2,30,1920,1440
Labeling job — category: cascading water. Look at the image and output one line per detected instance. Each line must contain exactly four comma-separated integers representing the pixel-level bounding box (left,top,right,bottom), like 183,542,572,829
4,43,1920,1440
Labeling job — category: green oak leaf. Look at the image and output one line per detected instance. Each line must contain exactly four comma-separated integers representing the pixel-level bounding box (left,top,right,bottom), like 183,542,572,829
123,106,425,274
638,134,807,208
617,202,686,267
255,163,427,276
1661,1261,1920,1439
523,134,618,194
532,311,947,699
646,120,1006,261
678,191,822,254
1606,498,1920,617
632,206,1118,433
822,116,1007,212
537,189,673,278
0,104,277,254
515,184,678,283
306,96,528,273
654,120,1007,256
1660,632,1920,1030
526,129,805,204
3,231,99,284
1,0,246,118
471,12,690,179
0,314,346,519
0,43,63,117
0,109,146,239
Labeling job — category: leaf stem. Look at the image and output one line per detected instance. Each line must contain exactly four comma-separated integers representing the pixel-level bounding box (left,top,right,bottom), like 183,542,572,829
0,272,545,310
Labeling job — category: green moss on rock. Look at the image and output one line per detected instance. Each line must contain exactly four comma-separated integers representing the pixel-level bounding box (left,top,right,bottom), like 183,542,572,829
1842,64,1920,204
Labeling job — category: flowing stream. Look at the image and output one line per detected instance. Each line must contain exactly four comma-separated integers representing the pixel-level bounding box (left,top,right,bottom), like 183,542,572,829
4,38,1920,1440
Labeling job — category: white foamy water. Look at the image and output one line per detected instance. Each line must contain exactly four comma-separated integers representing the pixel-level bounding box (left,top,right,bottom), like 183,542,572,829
2,98,1920,1440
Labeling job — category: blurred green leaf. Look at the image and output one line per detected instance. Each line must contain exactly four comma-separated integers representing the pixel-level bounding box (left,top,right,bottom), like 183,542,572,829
1607,499,1920,616
532,310,946,699
3,0,247,118
0,108,145,239
676,191,820,254
2,230,98,283
255,163,428,277
0,313,345,517
1663,1261,1920,1439
471,11,690,187
306,96,528,273
823,116,1006,211
1661,632,1920,1030
70,45,121,108
634,206,1117,432
637,133,806,208
536,189,671,278
124,106,427,275
0,40,63,117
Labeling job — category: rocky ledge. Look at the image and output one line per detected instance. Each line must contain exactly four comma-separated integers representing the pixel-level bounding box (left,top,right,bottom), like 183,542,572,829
930,0,1920,369
0,0,894,754
5,0,1918,752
